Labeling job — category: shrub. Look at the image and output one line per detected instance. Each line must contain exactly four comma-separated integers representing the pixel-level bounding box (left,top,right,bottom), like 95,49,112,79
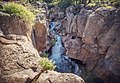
87,3,96,7
39,58,56,71
100,3,113,8
2,2,35,24
105,5,113,9
30,58,55,83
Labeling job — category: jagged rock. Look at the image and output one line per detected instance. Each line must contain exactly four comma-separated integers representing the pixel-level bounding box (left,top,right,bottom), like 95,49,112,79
58,12,65,19
0,11,85,83
82,7,116,44
31,4,48,53
66,5,75,13
0,12,41,82
63,8,91,59
62,7,120,83
33,21,47,52
1,63,85,83
65,12,74,33
77,9,92,37
81,8,120,81
49,6,65,20
1,70,85,83
37,71,85,83
64,8,91,36
49,6,61,20
0,12,32,40
63,34,83,59
1,69,37,83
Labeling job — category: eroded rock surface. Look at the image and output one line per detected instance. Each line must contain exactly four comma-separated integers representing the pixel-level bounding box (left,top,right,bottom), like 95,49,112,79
37,71,85,83
2,70,85,83
31,7,48,53
60,7,120,83
0,11,85,83
33,21,47,52
0,12,41,83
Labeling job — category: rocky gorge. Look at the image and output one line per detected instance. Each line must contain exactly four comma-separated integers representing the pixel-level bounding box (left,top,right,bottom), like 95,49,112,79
0,1,120,83
48,5,120,83
0,2,85,83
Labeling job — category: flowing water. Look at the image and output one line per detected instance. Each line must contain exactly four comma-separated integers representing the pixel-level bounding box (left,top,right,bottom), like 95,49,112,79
49,22,81,75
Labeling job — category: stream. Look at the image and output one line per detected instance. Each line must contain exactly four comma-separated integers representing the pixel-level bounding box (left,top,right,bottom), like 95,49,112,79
49,22,81,75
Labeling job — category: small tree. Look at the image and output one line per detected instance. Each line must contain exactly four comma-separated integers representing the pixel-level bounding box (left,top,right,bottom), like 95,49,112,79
30,58,56,83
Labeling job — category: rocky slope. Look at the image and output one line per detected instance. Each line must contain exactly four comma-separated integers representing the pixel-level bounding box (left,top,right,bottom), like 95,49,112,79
49,6,120,83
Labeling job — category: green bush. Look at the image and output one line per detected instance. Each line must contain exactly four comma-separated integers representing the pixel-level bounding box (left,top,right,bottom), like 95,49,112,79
39,58,56,71
87,3,96,7
2,2,35,24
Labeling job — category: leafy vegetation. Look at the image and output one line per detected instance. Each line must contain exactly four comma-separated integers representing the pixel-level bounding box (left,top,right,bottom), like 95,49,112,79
87,3,96,7
29,58,56,83
30,58,56,83
15,0,120,9
39,58,56,71
2,2,35,24
35,0,120,8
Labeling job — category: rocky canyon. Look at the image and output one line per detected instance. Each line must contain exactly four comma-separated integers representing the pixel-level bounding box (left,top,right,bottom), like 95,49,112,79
48,5,120,83
0,2,84,83
0,1,120,83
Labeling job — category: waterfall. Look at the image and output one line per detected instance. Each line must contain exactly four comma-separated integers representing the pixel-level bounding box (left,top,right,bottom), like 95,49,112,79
49,21,81,75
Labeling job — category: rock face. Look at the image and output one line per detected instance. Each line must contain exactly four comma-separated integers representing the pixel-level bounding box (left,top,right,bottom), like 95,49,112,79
0,12,85,83
33,21,47,52
61,7,120,83
2,70,85,83
63,34,83,59
36,71,85,83
49,6,65,20
62,7,92,60
0,12,41,82
0,12,32,39
31,2,48,53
